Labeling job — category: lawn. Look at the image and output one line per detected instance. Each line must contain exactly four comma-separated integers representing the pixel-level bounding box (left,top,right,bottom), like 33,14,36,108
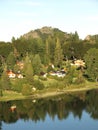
0,81,98,102
0,90,25,101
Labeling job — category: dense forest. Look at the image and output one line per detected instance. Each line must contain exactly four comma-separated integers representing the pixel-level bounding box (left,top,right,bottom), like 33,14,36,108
0,26,98,96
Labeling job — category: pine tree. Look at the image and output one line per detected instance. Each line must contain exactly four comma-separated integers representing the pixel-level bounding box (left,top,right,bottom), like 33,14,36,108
44,40,50,65
54,38,64,67
23,54,34,83
48,36,55,63
6,52,16,70
1,64,11,90
84,48,98,81
33,54,42,75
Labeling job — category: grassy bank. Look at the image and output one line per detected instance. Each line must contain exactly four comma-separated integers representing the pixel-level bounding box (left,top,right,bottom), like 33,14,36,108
0,82,98,101
34,82,98,99
0,91,26,101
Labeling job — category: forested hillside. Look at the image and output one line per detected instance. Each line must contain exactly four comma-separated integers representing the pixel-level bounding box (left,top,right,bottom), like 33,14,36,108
0,26,98,96
0,26,98,65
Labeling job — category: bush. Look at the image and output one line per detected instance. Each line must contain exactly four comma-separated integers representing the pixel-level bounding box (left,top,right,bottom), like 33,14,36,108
11,79,26,92
39,76,47,81
22,84,32,95
33,80,44,90
47,65,54,73
0,89,3,97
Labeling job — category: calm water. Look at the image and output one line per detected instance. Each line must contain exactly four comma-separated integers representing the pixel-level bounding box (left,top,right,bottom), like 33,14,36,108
0,89,98,130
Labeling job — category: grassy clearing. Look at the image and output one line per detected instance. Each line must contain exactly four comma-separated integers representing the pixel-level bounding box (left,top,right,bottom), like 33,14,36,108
0,81,98,101
0,90,25,101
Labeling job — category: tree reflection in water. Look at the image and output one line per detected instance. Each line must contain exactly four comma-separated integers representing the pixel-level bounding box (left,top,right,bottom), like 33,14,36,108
0,121,2,130
0,89,98,124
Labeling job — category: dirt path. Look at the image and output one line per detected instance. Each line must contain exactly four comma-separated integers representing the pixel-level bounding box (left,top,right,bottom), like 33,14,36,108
34,84,98,99
1,83,98,101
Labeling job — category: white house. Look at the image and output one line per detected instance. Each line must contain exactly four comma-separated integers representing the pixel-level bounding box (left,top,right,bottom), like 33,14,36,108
50,71,66,78
71,59,85,67
7,70,16,78
17,74,23,79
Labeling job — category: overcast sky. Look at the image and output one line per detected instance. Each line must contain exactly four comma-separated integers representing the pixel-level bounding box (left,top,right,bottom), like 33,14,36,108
0,0,98,42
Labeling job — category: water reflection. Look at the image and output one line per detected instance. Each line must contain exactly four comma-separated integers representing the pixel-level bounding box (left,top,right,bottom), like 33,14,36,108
0,89,98,125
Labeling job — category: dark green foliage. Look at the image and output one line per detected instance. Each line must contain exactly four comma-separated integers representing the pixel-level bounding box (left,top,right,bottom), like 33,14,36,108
0,65,3,77
0,81,3,96
33,80,44,90
64,66,85,86
84,48,98,81
22,54,34,85
13,64,20,73
1,65,11,90
44,40,50,65
71,31,79,42
13,38,30,58
74,70,86,84
6,52,16,70
64,66,78,85
11,36,16,43
32,54,42,75
11,79,25,92
22,84,32,95
1,27,98,66
0,89,3,97
0,27,98,94
54,38,64,67
0,42,13,59
48,36,55,63
47,65,54,73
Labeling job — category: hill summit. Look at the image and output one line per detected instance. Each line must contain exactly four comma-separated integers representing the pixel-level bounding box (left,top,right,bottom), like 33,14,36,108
22,26,70,40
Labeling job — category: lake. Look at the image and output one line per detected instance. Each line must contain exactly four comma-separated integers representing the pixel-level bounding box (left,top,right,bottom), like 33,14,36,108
0,89,98,130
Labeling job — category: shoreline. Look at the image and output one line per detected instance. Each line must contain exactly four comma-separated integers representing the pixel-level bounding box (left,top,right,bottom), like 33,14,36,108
33,84,98,99
0,83,98,101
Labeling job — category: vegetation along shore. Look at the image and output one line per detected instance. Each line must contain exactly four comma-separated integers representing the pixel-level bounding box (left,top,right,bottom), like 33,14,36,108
0,82,98,102
0,27,98,101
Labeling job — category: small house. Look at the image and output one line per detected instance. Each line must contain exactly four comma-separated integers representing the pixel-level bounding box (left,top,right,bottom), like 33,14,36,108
17,73,23,79
7,70,16,78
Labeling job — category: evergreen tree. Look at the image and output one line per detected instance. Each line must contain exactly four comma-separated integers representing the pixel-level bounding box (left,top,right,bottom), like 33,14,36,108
0,42,13,59
74,31,79,42
54,38,64,67
22,84,32,95
1,64,11,90
64,66,78,85
23,54,34,83
13,47,19,59
84,48,98,81
37,38,45,63
11,36,16,43
48,36,55,63
6,52,16,70
33,54,42,75
44,40,50,65
0,82,3,96
0,121,2,130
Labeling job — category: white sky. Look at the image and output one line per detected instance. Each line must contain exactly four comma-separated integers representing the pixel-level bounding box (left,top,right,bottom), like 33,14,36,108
0,0,98,42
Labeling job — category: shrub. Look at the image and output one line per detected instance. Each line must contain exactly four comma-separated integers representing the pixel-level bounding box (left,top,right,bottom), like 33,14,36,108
39,76,47,81
33,80,44,90
11,79,26,92
22,84,32,95
0,89,3,97
47,65,54,73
